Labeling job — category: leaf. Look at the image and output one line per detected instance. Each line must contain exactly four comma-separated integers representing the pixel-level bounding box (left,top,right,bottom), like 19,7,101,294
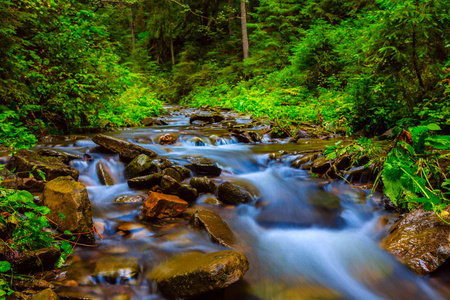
0,261,11,273
59,212,66,219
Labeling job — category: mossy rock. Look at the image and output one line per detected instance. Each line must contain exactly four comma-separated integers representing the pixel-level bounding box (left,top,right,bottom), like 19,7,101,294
148,250,249,298
190,177,217,194
124,154,155,179
92,134,157,158
190,210,239,248
217,182,252,205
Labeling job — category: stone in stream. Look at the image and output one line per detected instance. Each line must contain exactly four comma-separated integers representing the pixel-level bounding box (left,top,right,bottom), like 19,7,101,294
217,182,252,205
11,247,61,273
142,117,168,126
148,250,249,298
291,152,320,168
93,256,139,284
160,175,198,202
190,210,239,248
158,133,178,145
230,130,253,143
6,149,79,181
31,288,60,300
142,192,188,219
344,164,377,182
306,190,341,210
380,206,450,275
172,165,191,179
334,154,352,171
311,156,332,174
161,167,183,182
190,176,217,194
92,134,157,158
119,148,141,164
185,157,222,176
96,161,117,185
127,173,163,190
248,131,262,143
123,154,156,179
189,113,225,124
43,176,95,244
113,194,146,204
37,149,82,164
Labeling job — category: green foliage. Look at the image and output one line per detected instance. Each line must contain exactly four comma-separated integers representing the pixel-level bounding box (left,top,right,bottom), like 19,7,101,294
0,107,37,151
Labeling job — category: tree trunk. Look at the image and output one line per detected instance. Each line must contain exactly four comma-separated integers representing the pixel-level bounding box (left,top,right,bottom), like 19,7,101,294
129,4,135,50
229,0,234,36
240,0,249,60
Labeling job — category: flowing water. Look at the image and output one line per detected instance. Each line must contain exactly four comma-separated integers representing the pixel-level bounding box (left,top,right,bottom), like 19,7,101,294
32,106,449,299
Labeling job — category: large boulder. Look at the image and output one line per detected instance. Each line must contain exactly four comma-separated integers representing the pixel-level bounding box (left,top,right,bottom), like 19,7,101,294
190,177,217,194
185,157,222,176
217,182,252,205
190,210,239,248
123,154,155,179
43,176,95,244
92,134,157,158
148,250,249,298
6,149,79,181
380,206,450,275
142,192,188,220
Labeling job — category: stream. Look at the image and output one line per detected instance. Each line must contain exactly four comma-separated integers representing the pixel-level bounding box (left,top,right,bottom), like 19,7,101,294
33,106,448,299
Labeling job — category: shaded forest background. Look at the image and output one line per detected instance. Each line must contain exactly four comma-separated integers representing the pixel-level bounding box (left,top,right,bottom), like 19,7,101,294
1,0,450,149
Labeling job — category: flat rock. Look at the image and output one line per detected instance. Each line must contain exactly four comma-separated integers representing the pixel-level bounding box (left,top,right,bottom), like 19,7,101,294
185,157,222,176
380,206,450,275
127,173,163,190
142,192,188,220
6,149,79,181
190,210,239,248
92,134,157,158
43,176,95,244
217,182,252,205
148,250,249,298
113,195,146,204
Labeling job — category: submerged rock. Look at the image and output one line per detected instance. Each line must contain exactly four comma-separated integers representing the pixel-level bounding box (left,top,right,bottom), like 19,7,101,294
306,190,341,210
190,176,217,194
148,250,249,298
93,256,139,284
217,182,252,205
6,149,79,181
380,206,450,275
190,210,239,248
92,134,157,158
185,157,222,176
142,192,188,220
113,194,145,204
43,176,95,244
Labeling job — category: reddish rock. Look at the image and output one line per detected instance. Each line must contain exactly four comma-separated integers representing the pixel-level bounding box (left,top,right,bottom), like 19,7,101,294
142,192,188,220
158,134,178,145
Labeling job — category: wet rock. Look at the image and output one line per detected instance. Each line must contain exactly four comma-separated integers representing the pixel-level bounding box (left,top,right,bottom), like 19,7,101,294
172,165,191,179
306,190,341,210
190,210,239,248
289,129,312,143
380,206,450,275
334,154,351,171
230,130,252,143
189,137,206,146
6,149,79,181
158,133,178,145
118,149,141,164
160,175,198,202
248,131,262,143
43,176,95,244
92,134,157,158
185,157,222,176
275,285,343,300
113,195,145,204
151,158,174,171
142,192,188,220
31,288,59,300
203,197,222,205
190,113,225,124
11,247,61,273
344,164,377,182
96,161,116,186
127,173,163,190
161,168,183,182
142,117,167,126
148,250,249,298
1,177,46,192
93,256,139,284
222,120,237,128
291,152,320,168
311,156,332,174
37,149,81,164
123,154,155,180
190,177,217,194
217,182,252,205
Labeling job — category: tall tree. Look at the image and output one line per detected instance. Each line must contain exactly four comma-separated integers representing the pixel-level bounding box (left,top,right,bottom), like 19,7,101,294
241,0,249,59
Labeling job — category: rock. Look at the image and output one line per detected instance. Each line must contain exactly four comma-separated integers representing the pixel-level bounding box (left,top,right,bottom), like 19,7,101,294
160,175,198,202
217,182,252,205
6,149,79,181
113,195,145,204
289,129,311,143
161,167,183,182
189,210,239,248
291,152,320,168
92,134,157,158
203,197,222,205
123,154,155,179
248,131,262,143
311,156,332,174
380,206,450,275
31,288,59,300
190,177,217,194
142,192,188,220
142,117,167,126
0,177,46,192
96,162,116,186
222,120,237,128
43,176,95,244
306,190,341,210
37,149,81,164
230,130,252,143
334,155,351,171
172,165,191,179
148,250,249,298
93,256,139,284
189,137,206,146
158,133,178,145
127,173,163,190
11,247,61,273
185,157,222,176
190,113,225,124
118,149,141,164
151,158,174,171
344,164,377,182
